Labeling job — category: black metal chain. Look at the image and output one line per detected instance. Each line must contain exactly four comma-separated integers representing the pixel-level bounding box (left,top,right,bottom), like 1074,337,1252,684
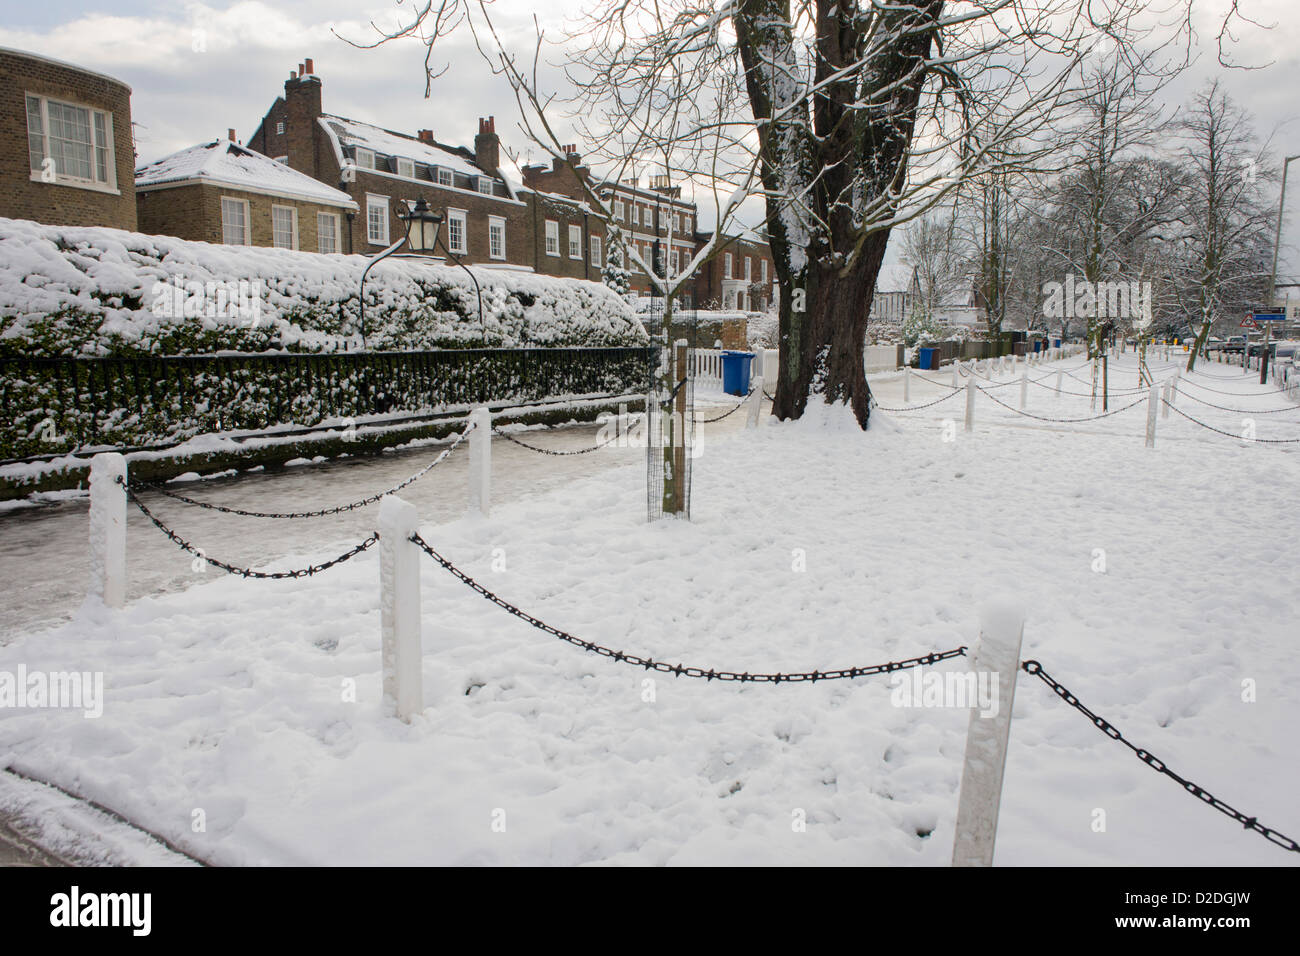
1174,376,1288,398
119,477,379,577
910,374,962,390
957,365,1018,389
1022,660,1300,854
978,385,1148,423
1171,385,1300,414
410,531,965,682
1160,399,1300,443
763,390,775,403
873,388,965,413
1026,377,1145,398
134,424,474,519
494,417,642,456
693,388,755,424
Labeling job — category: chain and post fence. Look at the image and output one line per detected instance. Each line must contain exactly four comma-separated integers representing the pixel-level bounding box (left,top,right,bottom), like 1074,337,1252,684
74,345,1300,861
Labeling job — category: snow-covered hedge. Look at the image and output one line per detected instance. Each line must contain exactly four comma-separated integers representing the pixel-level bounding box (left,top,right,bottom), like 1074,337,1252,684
0,217,646,356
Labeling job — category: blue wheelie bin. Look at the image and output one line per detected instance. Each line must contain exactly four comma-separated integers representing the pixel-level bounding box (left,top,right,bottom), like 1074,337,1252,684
720,350,755,396
918,347,937,370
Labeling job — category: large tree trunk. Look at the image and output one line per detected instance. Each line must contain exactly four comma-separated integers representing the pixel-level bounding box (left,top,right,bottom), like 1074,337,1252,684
735,0,941,430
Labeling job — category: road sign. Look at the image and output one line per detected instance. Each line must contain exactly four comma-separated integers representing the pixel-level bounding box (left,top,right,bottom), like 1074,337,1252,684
1241,317,1257,328
1252,313,1287,322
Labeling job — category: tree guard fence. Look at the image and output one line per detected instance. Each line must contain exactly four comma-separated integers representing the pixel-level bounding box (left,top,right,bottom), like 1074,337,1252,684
645,307,700,522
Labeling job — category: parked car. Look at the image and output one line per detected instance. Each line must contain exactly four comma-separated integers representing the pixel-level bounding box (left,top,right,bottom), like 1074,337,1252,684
1221,336,1247,353
1271,341,1300,385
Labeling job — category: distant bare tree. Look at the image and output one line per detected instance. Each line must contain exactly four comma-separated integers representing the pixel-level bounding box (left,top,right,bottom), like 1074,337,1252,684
1168,82,1276,371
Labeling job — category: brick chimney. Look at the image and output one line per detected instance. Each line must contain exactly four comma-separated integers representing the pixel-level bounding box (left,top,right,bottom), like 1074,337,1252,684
228,128,237,143
417,130,434,145
475,116,499,173
282,57,322,175
284,58,322,125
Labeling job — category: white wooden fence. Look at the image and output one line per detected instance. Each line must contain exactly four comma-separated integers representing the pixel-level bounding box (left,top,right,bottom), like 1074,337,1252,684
689,349,724,391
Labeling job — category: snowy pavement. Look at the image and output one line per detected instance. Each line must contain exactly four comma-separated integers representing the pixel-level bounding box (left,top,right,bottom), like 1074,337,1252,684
1,356,1297,866
1,405,748,640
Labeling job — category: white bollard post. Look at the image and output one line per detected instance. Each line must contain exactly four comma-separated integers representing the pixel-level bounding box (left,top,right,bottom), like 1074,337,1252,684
1020,371,1028,409
1161,380,1171,419
951,361,959,389
965,375,976,432
746,375,764,428
468,407,492,516
1170,369,1179,406
1054,370,1063,397
904,365,911,403
952,600,1026,867
1146,385,1159,448
378,495,423,722
88,452,127,609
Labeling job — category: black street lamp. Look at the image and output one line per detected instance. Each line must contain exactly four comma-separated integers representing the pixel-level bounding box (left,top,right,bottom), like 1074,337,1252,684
402,199,486,345
356,198,483,348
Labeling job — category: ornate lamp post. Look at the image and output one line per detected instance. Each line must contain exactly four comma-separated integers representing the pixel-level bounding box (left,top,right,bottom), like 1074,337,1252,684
356,198,483,348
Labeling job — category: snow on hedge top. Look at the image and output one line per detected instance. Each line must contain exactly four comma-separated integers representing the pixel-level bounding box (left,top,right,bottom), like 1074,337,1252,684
0,217,646,355
320,115,485,181
135,141,357,208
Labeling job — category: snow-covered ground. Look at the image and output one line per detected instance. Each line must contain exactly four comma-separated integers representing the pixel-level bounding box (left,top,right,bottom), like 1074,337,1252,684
1,354,1297,866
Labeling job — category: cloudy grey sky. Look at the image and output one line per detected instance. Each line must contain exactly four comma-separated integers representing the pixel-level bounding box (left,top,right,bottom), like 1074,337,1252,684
4,0,1298,288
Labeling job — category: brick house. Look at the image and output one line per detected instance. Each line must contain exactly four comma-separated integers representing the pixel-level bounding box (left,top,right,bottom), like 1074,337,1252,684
246,60,591,272
695,232,777,312
1,47,136,230
135,133,357,249
522,148,775,310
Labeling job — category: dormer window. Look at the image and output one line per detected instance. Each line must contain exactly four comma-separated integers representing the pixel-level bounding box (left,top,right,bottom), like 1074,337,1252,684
354,147,375,170
477,177,494,195
396,157,414,179
437,167,453,187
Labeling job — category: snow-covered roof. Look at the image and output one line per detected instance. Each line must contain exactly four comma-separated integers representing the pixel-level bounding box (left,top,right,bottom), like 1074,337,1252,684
0,46,131,92
134,141,357,209
319,114,483,180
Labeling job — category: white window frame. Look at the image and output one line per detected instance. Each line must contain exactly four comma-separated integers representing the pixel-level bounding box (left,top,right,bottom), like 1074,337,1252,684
271,204,299,250
724,252,733,278
355,147,375,170
631,205,639,226
613,199,624,221
488,215,506,260
366,193,390,246
761,259,768,284
671,249,680,276
745,256,752,281
396,157,415,180
545,219,560,256
568,224,583,259
590,235,602,266
477,176,494,195
447,208,468,255
437,167,453,187
25,92,117,192
275,121,285,135
220,196,250,246
317,211,339,254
